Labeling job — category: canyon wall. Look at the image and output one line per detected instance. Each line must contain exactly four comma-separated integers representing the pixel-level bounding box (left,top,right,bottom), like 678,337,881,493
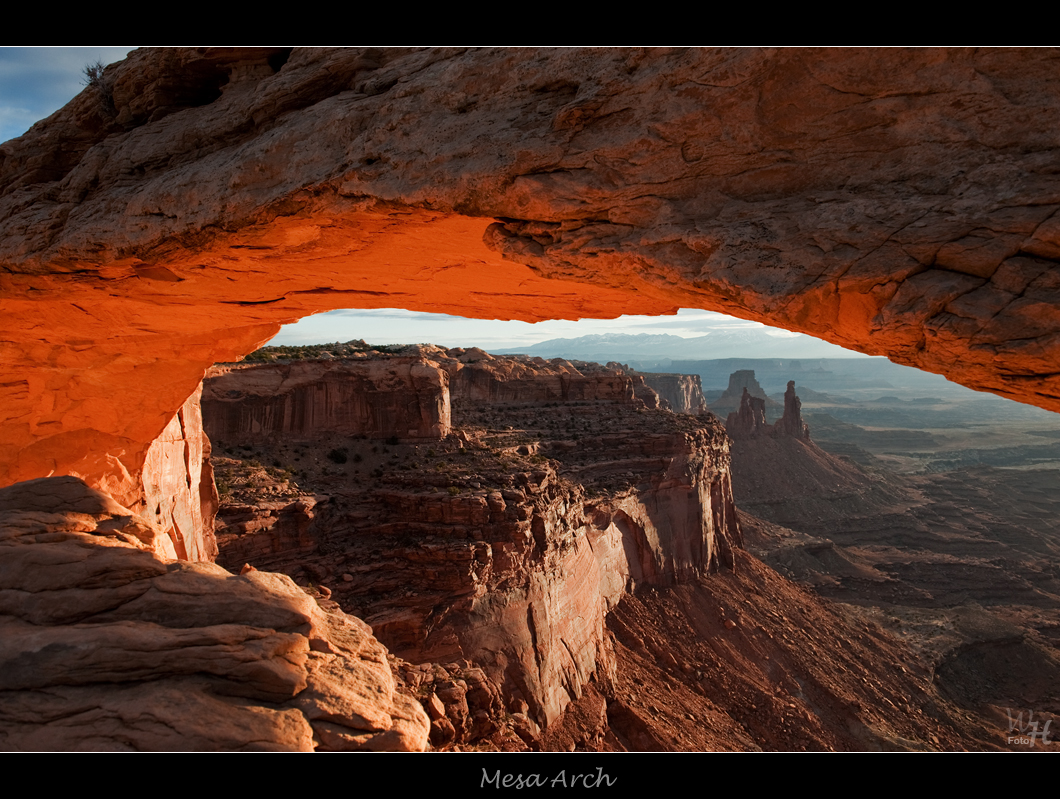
203,358,451,443
638,372,707,414
444,349,639,406
206,352,740,728
2,48,1060,516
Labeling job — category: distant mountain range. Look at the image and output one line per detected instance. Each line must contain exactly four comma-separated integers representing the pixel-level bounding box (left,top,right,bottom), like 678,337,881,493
498,331,864,364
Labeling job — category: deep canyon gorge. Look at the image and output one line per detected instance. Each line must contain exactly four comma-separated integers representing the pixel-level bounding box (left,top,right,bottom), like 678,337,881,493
2,47,1060,751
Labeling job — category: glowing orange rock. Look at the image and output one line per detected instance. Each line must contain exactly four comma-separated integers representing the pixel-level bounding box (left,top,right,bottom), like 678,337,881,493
2,47,1059,555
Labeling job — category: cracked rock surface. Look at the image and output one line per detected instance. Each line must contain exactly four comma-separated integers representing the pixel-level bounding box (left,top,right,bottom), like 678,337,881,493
0,476,430,751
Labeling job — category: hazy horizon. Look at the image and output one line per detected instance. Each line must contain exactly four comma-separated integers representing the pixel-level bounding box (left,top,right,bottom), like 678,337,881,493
267,307,868,360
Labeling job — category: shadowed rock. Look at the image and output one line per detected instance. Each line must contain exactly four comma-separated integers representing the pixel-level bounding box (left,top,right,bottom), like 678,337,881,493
774,381,810,440
637,372,707,414
203,357,452,443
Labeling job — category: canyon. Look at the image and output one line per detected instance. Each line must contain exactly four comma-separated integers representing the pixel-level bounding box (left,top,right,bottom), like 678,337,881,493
2,47,1060,750
4,336,1023,750
714,362,1060,751
207,345,1060,750
205,347,740,740
200,346,1010,750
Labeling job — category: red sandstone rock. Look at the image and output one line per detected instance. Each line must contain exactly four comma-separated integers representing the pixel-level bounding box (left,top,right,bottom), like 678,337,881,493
216,497,318,569
773,381,810,440
726,377,809,442
2,48,1060,514
204,358,451,444
207,351,742,728
444,351,638,406
0,476,430,751
726,389,770,439
138,383,218,561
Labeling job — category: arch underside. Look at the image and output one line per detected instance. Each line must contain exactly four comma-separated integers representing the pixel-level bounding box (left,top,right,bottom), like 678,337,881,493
2,46,1060,501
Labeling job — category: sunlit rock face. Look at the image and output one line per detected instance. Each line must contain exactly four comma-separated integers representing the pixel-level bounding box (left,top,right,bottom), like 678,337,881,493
140,383,218,561
0,477,430,751
205,350,741,726
203,358,452,443
2,47,1060,524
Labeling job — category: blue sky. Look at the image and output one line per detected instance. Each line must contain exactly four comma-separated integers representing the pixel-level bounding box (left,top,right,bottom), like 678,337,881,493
0,46,862,357
0,47,134,143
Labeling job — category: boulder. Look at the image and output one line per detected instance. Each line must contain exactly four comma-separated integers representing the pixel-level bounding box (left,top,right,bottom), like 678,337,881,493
0,476,430,752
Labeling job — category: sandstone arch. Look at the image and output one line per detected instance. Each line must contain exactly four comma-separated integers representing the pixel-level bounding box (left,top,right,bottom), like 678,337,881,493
3,47,1060,543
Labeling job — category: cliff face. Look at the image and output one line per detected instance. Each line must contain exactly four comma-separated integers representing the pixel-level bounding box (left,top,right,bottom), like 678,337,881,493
2,48,1060,516
638,372,707,414
203,358,451,443
139,383,218,561
207,350,741,730
444,349,639,406
2,47,1053,752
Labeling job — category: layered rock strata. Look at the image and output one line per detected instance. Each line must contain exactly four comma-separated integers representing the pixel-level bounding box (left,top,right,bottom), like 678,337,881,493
139,383,218,561
203,357,451,443
444,348,639,406
638,372,708,414
207,349,741,729
3,48,1060,520
0,476,430,751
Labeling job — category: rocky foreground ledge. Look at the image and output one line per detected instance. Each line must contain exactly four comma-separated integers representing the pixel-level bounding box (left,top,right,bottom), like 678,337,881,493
0,476,429,751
